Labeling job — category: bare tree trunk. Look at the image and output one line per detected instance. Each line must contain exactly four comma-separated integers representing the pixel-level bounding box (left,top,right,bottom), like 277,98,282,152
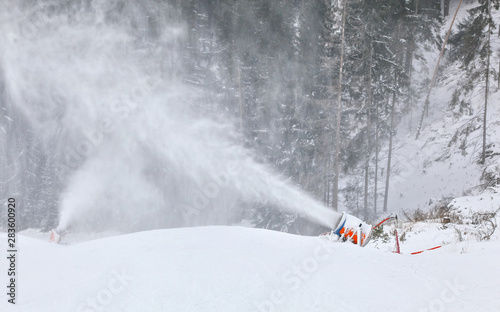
363,40,373,219
498,50,500,89
411,0,419,131
383,19,402,213
444,0,451,17
406,43,414,131
363,111,370,217
482,22,491,164
374,99,379,214
238,66,243,133
333,0,347,211
498,25,500,89
383,81,397,213
406,1,417,131
415,0,463,140
323,125,331,205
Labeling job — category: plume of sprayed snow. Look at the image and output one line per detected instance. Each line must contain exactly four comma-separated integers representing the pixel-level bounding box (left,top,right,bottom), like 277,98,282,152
1,0,340,235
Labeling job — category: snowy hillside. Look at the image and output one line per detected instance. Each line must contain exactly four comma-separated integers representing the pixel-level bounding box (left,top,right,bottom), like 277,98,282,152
381,0,500,216
1,225,499,312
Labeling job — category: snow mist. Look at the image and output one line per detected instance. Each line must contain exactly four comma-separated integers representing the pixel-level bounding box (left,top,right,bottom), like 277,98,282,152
0,0,339,234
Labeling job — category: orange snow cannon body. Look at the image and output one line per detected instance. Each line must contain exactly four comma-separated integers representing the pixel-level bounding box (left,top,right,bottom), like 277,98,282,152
49,229,62,243
332,212,373,247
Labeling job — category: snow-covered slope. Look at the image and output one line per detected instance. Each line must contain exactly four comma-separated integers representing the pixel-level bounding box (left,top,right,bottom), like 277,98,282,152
1,226,499,312
382,1,500,215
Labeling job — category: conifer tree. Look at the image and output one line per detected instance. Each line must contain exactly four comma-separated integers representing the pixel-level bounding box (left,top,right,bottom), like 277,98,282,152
448,0,500,164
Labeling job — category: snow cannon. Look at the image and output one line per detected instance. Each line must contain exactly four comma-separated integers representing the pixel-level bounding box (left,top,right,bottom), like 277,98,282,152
49,229,62,244
332,212,373,247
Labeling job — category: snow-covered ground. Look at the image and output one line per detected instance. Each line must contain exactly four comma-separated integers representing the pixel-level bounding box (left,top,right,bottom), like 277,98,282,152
1,220,499,312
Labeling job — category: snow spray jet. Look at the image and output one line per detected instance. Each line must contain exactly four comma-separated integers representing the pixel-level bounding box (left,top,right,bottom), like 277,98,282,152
0,0,340,236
